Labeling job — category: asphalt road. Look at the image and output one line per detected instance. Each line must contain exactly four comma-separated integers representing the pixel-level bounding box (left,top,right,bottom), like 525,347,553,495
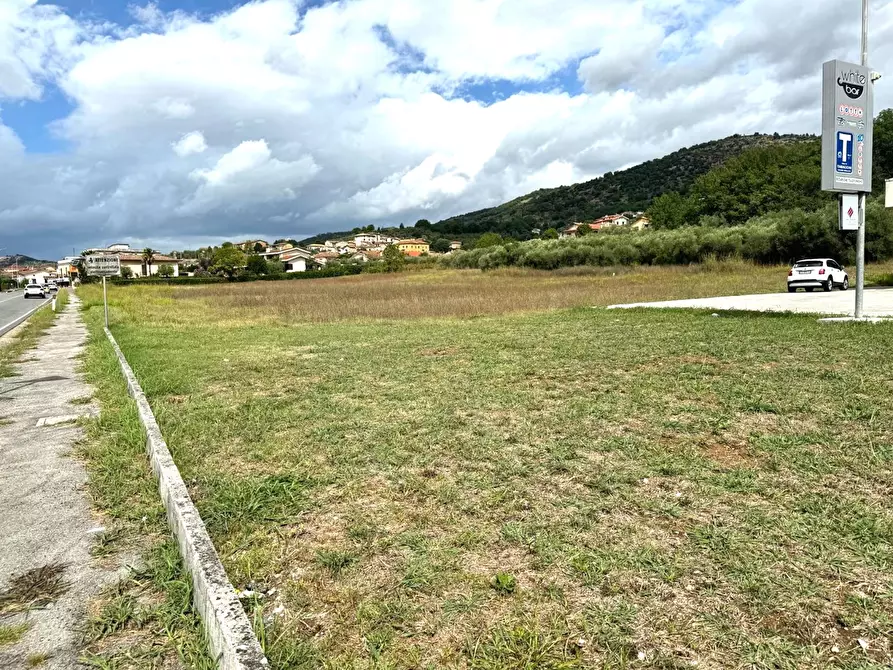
609,287,893,318
0,291,51,336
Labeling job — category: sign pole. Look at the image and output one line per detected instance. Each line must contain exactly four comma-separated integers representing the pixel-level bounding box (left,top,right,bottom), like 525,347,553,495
855,0,869,319
103,276,109,329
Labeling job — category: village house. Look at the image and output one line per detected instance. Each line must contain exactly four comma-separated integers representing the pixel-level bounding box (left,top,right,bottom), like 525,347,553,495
312,252,340,266
280,248,315,273
449,241,463,251
397,239,430,256
353,250,383,262
560,222,601,238
236,239,270,252
631,215,652,231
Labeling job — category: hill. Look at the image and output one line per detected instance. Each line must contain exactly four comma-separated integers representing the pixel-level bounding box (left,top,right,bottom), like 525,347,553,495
0,255,53,268
301,132,814,245
433,133,814,238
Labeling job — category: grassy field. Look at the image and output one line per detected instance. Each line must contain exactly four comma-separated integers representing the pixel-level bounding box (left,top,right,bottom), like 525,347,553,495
78,266,893,669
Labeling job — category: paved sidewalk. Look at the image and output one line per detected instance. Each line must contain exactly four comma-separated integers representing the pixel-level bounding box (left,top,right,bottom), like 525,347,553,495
0,293,121,669
609,286,893,317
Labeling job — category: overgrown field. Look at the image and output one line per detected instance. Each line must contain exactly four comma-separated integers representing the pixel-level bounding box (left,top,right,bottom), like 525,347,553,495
79,269,893,669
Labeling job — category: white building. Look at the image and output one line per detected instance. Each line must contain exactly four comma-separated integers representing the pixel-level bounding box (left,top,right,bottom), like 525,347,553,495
280,248,315,273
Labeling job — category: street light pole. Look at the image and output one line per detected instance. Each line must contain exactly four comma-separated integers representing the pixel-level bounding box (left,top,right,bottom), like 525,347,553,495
855,0,869,319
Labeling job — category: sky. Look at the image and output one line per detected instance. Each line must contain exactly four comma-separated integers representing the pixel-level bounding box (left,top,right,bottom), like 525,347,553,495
2,0,893,260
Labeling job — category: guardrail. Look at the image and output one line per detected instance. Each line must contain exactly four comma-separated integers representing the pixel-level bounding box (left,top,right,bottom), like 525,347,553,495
0,297,51,338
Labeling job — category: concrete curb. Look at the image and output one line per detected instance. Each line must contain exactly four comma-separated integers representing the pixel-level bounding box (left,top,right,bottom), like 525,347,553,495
0,298,51,337
103,327,268,669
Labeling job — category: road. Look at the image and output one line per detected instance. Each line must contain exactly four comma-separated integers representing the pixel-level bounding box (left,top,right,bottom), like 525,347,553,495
609,287,893,318
0,291,51,336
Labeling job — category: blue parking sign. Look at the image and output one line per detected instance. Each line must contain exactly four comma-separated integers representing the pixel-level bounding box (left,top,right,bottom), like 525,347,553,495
836,131,854,174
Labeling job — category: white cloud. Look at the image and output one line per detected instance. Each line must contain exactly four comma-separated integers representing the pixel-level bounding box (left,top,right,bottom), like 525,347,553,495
2,0,893,259
172,131,207,156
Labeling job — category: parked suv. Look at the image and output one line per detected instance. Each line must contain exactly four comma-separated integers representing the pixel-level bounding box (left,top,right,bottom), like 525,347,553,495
787,258,849,293
24,283,46,299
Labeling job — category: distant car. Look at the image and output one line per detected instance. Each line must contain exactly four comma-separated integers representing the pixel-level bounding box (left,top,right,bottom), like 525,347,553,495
24,283,46,299
787,258,849,293
46,282,58,293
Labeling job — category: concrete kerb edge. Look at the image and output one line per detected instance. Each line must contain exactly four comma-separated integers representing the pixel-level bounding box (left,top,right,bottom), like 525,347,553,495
103,327,268,669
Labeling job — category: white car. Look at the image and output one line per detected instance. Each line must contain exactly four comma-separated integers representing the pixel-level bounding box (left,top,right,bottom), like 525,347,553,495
24,283,46,299
787,258,849,293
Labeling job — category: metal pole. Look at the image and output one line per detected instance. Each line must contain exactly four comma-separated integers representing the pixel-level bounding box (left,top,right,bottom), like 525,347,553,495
855,0,869,319
103,276,109,329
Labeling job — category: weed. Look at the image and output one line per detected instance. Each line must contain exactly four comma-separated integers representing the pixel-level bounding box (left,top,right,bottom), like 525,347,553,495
25,653,51,667
0,563,69,615
314,549,357,576
0,622,29,646
490,572,517,595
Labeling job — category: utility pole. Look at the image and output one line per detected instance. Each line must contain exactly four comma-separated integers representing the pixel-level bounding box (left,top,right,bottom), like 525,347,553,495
855,0,869,319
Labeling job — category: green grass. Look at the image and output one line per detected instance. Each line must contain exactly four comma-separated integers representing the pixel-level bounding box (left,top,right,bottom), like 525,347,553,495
76,272,893,669
76,304,212,667
0,622,29,647
0,299,58,377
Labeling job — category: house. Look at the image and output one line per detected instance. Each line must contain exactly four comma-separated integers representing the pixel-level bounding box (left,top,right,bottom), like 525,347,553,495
307,244,327,252
236,239,270,252
116,252,181,277
258,246,312,261
595,214,630,228
631,215,652,231
560,222,601,238
280,248,315,273
449,241,462,251
353,250,382,263
396,239,430,256
57,257,81,279
312,252,340,266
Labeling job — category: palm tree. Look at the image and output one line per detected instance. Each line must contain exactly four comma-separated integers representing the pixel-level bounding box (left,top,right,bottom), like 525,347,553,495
141,248,156,277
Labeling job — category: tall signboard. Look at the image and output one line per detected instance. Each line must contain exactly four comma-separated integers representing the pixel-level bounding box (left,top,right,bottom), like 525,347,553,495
85,254,120,328
822,59,873,193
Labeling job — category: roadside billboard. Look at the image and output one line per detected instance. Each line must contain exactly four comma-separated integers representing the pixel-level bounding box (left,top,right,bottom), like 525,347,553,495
822,59,873,193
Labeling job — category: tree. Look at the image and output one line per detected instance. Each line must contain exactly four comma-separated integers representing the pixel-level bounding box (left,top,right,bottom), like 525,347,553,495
246,255,268,275
399,223,405,229
648,192,693,230
141,248,156,277
576,223,591,237
415,219,432,228
430,238,451,253
543,228,559,239
476,232,503,249
120,266,133,279
266,260,285,275
211,246,246,279
253,242,265,253
157,264,174,278
382,244,405,272
873,108,893,193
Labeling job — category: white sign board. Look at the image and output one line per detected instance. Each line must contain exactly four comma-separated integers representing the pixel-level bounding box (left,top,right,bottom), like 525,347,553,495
886,179,893,208
85,255,120,277
821,60,874,193
839,193,860,230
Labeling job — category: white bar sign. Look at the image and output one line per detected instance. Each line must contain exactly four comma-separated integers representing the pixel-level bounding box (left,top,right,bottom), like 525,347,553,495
840,193,860,231
85,255,120,277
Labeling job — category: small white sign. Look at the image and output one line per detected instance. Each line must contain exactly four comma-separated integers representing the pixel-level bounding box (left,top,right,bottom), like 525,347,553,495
886,179,893,208
840,193,860,231
85,255,121,277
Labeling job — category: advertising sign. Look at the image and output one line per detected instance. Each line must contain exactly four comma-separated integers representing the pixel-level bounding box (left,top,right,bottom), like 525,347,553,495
85,255,121,277
839,193,860,231
822,60,873,192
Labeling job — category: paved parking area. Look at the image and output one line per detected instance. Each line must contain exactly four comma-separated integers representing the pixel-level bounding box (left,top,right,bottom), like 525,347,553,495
609,287,893,317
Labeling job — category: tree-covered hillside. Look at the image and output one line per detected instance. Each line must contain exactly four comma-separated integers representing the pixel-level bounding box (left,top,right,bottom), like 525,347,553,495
433,133,813,238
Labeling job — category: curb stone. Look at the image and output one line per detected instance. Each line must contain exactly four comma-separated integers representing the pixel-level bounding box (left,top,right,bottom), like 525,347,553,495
103,327,268,669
